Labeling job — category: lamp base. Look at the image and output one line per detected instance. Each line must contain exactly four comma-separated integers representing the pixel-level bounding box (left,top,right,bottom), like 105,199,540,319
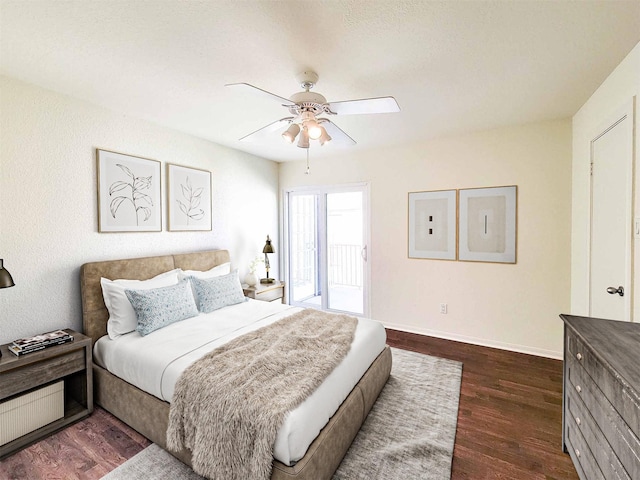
260,278,275,284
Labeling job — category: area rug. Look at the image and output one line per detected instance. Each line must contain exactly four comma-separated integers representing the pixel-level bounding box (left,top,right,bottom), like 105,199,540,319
101,348,463,480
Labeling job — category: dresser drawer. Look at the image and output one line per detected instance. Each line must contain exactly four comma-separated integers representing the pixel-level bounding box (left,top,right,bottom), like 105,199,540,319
0,349,86,400
566,328,640,439
567,356,640,479
565,436,588,480
565,417,606,480
566,383,630,480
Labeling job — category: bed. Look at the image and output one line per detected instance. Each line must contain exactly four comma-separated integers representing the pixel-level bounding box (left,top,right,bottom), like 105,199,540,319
80,249,392,480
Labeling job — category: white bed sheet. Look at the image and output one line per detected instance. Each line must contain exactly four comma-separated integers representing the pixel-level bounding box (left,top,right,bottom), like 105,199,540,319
93,299,386,465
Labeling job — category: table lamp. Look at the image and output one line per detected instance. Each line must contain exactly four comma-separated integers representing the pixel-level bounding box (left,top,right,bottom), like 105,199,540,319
261,235,275,284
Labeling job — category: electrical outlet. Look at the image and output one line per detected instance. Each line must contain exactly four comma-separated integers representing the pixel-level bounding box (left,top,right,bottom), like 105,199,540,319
439,303,447,314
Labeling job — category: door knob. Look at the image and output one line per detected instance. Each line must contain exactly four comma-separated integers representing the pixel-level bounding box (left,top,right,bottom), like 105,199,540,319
606,286,624,297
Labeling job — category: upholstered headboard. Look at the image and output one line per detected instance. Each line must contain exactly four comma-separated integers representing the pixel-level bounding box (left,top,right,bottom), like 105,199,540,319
80,249,231,345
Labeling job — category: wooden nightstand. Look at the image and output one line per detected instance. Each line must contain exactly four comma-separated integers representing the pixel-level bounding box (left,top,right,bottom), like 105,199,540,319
0,329,93,458
243,281,286,303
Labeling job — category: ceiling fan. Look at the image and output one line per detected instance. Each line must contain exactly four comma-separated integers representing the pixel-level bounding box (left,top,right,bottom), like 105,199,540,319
226,71,400,149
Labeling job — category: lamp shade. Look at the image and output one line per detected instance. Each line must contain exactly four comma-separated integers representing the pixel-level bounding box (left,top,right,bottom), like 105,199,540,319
306,120,323,140
318,126,332,146
0,259,15,288
262,235,274,254
297,128,310,149
282,123,300,144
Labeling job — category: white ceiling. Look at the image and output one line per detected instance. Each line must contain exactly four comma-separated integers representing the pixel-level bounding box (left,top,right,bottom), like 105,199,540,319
1,1,639,162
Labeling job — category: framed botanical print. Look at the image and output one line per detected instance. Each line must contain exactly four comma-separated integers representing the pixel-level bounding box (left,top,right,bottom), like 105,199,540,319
167,163,212,231
458,186,517,263
97,149,162,232
408,189,457,260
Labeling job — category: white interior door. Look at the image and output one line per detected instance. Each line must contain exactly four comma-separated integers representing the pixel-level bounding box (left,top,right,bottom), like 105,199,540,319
589,102,633,321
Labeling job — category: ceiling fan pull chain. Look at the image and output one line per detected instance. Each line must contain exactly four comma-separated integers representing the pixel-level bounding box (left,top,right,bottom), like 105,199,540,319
305,148,311,175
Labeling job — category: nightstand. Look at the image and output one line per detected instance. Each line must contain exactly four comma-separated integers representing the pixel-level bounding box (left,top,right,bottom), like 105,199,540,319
0,329,93,458
243,281,286,303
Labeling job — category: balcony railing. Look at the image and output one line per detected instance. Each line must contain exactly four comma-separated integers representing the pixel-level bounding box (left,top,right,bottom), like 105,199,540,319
328,244,362,287
290,243,363,291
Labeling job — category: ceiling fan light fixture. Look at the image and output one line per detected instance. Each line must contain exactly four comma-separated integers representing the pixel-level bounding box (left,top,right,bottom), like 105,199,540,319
308,123,323,140
318,126,332,146
282,123,300,143
306,119,323,140
297,128,310,148
300,111,322,139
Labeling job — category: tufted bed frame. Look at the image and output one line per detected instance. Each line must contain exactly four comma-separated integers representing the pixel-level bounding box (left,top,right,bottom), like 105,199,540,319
80,249,392,480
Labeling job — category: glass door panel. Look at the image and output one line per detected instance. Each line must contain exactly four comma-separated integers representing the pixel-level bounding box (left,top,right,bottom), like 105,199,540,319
288,194,319,306
326,191,364,314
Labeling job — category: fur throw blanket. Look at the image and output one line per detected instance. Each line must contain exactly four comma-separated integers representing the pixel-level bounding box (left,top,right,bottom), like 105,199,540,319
166,309,358,480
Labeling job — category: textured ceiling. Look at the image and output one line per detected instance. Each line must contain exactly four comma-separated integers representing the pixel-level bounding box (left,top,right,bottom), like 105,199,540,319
1,0,639,162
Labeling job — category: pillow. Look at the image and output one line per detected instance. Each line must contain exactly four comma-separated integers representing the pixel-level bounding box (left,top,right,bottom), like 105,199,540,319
101,269,181,339
178,262,231,280
190,270,247,313
125,279,199,336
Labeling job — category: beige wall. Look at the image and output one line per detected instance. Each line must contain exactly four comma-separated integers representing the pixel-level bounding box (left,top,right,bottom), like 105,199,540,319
0,76,279,344
571,42,639,321
280,119,572,358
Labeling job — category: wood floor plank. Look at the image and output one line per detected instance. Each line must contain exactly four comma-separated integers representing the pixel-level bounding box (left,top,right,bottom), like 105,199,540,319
0,329,578,479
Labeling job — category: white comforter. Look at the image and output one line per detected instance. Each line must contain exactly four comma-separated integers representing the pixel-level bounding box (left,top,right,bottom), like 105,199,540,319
93,299,386,465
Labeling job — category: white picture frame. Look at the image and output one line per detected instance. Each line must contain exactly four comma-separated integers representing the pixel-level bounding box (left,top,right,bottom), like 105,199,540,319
458,185,517,263
408,189,457,260
97,149,162,232
167,163,212,231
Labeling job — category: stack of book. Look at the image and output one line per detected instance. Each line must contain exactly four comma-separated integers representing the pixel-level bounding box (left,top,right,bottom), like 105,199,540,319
9,329,74,356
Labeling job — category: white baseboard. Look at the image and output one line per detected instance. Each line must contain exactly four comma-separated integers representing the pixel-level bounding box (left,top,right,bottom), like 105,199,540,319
382,321,563,360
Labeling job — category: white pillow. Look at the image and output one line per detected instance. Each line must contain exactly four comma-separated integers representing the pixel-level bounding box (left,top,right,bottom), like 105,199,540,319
178,262,231,280
101,269,181,339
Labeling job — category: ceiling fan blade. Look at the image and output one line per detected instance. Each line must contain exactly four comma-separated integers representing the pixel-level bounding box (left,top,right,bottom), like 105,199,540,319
321,120,356,146
226,83,295,107
326,96,400,115
239,118,292,142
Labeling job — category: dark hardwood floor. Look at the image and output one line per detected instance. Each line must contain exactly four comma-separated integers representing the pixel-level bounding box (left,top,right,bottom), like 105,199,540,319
0,329,578,479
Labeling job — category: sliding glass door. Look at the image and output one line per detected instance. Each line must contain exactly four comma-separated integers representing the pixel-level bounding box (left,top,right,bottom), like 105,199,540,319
285,184,369,316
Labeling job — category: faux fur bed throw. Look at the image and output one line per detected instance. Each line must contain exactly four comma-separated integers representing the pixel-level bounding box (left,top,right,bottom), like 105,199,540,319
166,309,358,480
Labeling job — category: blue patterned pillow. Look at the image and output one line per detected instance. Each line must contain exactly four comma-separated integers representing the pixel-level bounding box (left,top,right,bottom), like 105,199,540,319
125,279,199,336
190,270,247,313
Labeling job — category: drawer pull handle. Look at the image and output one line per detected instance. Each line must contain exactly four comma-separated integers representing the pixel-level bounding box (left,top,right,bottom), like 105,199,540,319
576,353,583,361
575,449,580,458
575,385,582,393
575,417,581,425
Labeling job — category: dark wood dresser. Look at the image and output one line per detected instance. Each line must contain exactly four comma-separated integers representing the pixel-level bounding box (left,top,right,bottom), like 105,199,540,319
561,315,640,480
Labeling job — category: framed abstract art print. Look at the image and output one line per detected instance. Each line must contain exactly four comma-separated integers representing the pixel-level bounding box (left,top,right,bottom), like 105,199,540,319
458,185,517,263
408,189,457,260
